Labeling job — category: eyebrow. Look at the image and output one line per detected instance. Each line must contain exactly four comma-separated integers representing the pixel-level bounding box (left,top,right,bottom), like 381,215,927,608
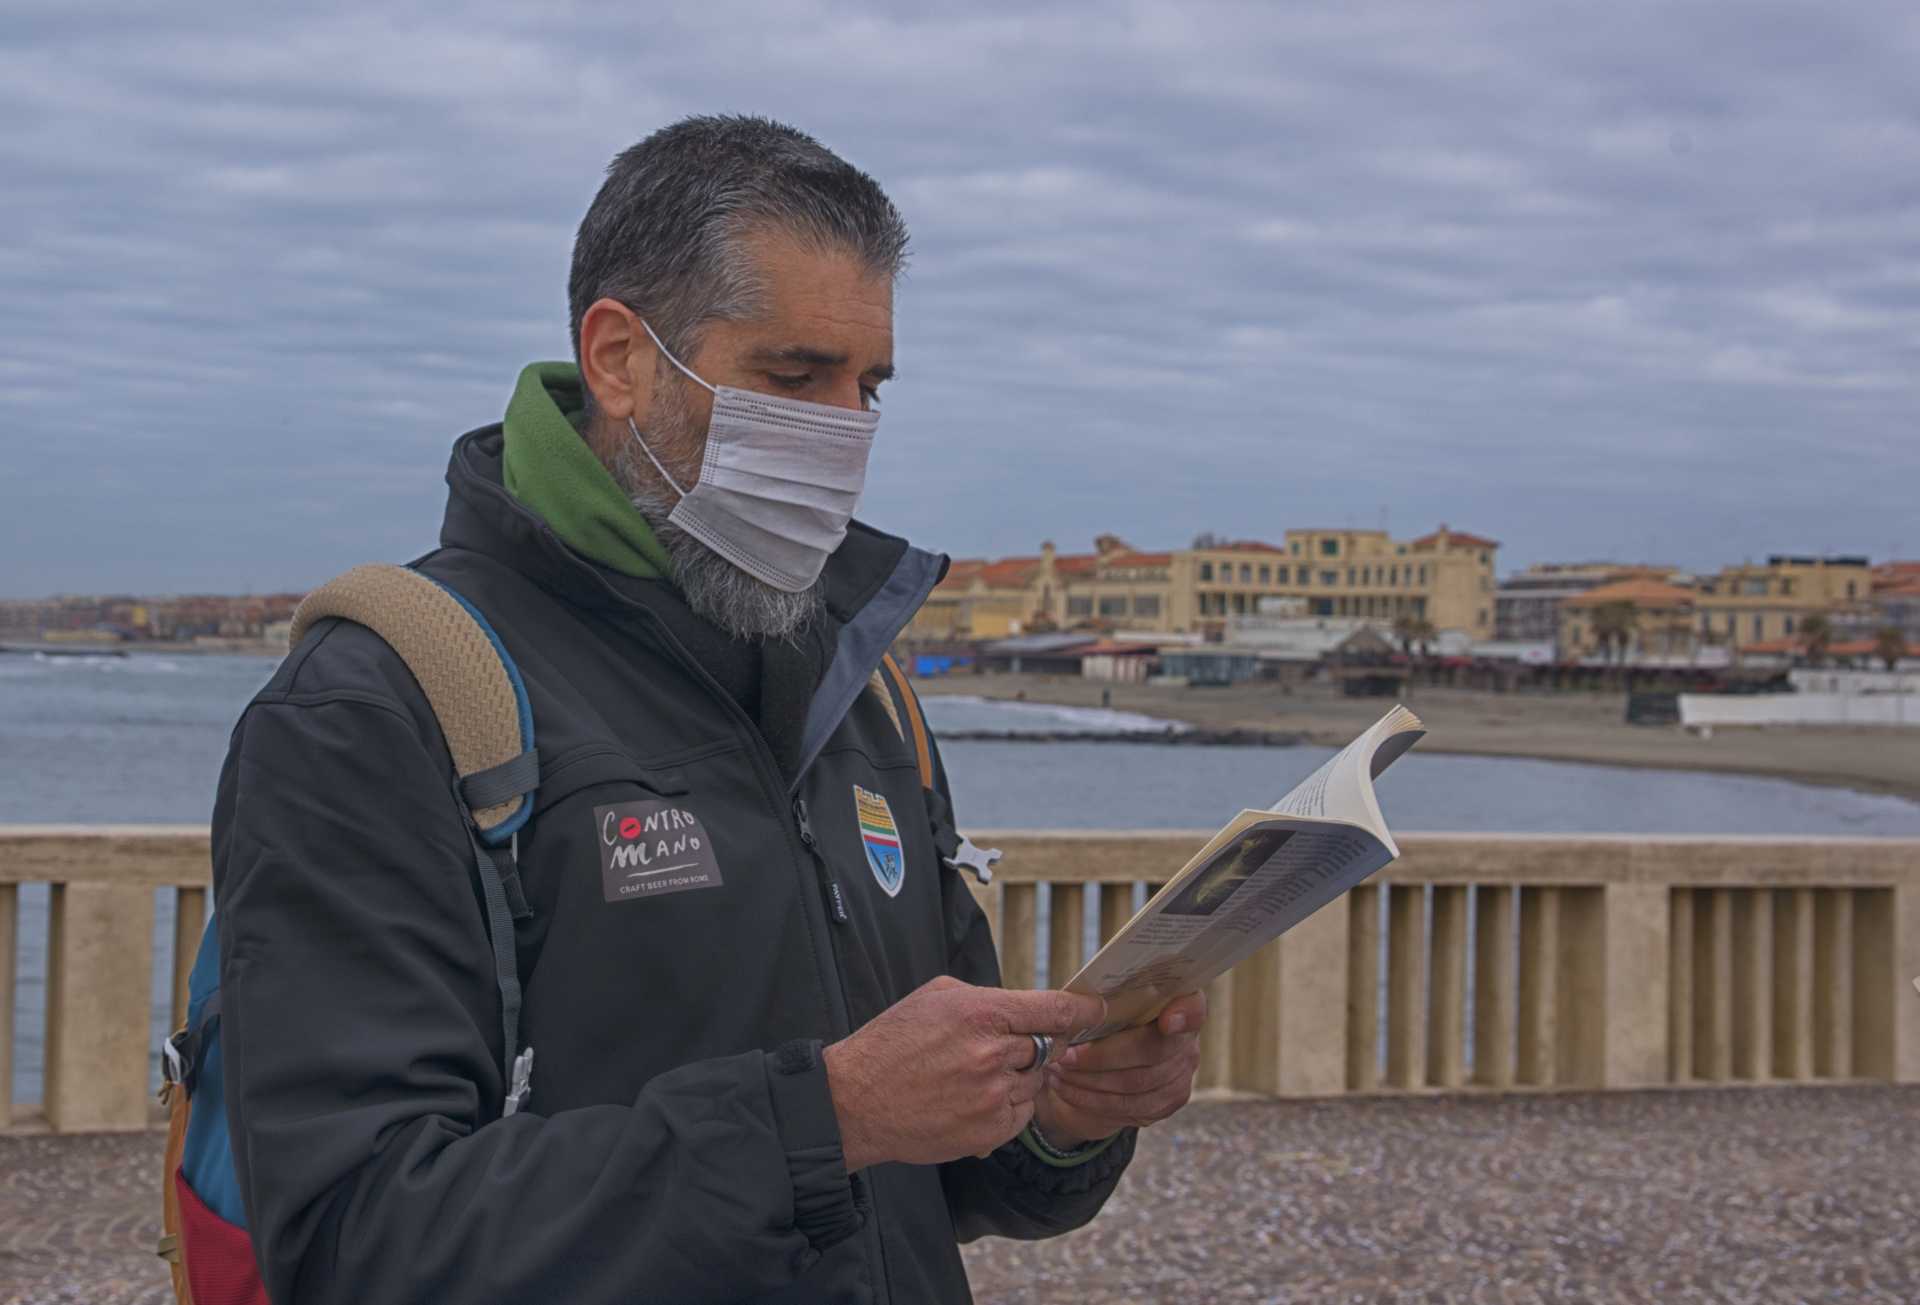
748,344,894,381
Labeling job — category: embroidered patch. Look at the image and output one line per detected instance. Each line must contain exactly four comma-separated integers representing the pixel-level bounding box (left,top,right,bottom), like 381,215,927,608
594,800,723,903
854,784,905,898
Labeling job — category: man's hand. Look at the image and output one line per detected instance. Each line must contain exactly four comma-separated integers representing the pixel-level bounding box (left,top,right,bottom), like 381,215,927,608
1032,991,1206,1149
823,976,1105,1171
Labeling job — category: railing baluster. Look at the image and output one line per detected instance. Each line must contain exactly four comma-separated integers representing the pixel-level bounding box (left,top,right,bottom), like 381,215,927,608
1000,883,1037,991
1385,885,1426,1089
1046,884,1086,989
1428,885,1469,1088
1732,890,1773,1081
171,886,207,1036
1771,889,1813,1080
1474,885,1516,1089
44,882,155,1132
1518,886,1559,1087
1347,884,1381,1091
1693,889,1734,1081
1850,889,1894,1080
0,883,15,1128
1097,882,1135,946
1669,888,1694,1082
1813,890,1853,1078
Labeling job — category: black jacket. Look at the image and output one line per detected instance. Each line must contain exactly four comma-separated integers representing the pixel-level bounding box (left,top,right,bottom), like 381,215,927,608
212,429,1133,1304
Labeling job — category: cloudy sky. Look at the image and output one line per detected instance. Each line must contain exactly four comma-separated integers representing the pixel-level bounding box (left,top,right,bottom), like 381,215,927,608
4,2,1916,596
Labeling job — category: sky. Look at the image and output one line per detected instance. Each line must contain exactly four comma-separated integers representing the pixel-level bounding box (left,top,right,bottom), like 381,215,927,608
3,2,1917,596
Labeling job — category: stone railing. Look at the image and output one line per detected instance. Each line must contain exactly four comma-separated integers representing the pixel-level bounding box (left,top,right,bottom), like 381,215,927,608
2,828,1916,1132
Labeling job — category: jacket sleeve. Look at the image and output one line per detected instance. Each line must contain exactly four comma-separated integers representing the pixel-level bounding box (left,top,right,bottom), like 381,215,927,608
213,688,862,1305
920,729,1137,1242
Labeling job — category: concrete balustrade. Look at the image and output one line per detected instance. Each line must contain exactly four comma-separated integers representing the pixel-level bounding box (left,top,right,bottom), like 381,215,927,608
3,827,1918,1132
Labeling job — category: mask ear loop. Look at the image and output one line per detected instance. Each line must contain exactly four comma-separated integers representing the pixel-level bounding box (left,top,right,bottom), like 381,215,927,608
625,416,689,499
639,318,716,394
625,318,717,501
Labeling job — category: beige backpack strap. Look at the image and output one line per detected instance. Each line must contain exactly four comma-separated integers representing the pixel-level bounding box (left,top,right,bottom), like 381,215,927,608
291,564,537,842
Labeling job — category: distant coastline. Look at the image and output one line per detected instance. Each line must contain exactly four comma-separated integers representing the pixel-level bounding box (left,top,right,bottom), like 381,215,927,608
911,673,1920,804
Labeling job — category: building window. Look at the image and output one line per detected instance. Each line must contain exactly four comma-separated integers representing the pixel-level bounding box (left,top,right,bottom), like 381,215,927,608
1785,616,1795,634
1290,541,1300,555
1099,596,1127,618
1753,615,1763,639
1477,607,1486,625
1067,596,1092,617
1347,567,1356,586
1259,565,1271,583
1198,562,1213,581
1133,594,1160,617
1419,565,1429,585
1232,593,1247,614
1320,570,1339,587
1847,581,1858,598
1321,538,1340,557
1240,564,1252,582
1480,552,1490,566
1296,566,1310,584
1390,566,1399,585
1725,614,1735,635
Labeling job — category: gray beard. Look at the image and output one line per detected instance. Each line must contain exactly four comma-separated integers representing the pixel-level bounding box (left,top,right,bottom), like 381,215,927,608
614,441,827,644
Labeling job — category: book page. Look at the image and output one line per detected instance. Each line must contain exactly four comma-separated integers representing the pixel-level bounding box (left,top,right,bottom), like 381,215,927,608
1060,705,1424,1041
1268,704,1424,852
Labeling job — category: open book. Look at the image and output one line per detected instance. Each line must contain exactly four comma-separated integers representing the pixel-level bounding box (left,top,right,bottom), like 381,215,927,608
1063,705,1426,1043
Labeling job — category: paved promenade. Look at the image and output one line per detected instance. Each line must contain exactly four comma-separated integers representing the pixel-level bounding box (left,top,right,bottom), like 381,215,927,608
4,1086,1916,1303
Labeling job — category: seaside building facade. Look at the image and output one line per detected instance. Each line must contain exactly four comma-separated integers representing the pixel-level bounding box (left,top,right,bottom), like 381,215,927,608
915,525,1499,641
1558,577,1700,661
1694,555,1873,650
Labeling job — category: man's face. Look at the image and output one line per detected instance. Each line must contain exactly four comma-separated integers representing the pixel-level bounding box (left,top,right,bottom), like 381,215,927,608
582,227,895,641
624,227,895,483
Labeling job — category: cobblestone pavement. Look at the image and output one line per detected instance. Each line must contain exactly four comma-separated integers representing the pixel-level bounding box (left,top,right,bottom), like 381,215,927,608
4,1086,1916,1304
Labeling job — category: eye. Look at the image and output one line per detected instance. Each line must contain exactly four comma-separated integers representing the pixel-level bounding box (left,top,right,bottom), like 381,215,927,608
767,373,810,391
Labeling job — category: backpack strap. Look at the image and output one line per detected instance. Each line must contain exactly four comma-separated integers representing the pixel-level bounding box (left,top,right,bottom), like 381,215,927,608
291,563,537,1115
875,653,1000,886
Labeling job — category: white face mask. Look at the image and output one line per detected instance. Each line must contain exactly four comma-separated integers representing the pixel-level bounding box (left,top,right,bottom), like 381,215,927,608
627,319,879,593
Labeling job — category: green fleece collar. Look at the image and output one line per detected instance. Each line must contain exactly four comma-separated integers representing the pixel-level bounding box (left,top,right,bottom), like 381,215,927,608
502,362,673,580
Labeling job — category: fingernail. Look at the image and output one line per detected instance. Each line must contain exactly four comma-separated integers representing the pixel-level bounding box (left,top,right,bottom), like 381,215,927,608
1059,1046,1081,1068
1166,1014,1187,1034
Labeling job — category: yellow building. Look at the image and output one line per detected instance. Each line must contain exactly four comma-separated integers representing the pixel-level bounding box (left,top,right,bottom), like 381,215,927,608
1694,555,1872,650
913,525,1499,641
1266,525,1499,640
1559,578,1699,660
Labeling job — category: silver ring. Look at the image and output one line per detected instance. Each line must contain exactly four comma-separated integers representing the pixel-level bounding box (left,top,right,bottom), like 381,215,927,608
1025,1033,1054,1071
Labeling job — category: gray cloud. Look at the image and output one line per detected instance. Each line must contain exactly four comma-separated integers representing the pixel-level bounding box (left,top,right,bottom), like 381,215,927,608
3,1,1917,594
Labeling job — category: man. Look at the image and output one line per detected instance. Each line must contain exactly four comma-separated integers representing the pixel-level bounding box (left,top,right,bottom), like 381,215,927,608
213,115,1205,1304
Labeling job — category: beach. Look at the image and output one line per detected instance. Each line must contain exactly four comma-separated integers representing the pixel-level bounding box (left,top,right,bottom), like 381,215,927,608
910,674,1920,803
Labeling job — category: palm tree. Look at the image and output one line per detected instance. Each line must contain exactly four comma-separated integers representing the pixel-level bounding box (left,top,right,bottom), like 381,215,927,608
1589,601,1637,665
1875,625,1908,671
1799,613,1833,668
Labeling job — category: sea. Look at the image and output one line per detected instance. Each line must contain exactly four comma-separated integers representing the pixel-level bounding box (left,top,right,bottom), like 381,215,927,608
6,650,1920,1105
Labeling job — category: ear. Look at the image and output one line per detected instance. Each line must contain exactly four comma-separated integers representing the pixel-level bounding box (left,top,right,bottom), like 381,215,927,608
578,298,656,425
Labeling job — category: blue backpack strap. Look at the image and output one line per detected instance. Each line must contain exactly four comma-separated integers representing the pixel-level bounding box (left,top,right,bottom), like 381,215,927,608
289,563,538,1114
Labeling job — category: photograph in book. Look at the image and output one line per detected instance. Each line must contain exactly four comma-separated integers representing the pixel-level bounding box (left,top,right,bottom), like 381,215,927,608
1064,706,1425,1042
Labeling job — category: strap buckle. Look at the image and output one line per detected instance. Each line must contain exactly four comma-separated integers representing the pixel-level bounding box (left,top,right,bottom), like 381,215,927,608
503,1046,535,1117
943,836,1000,886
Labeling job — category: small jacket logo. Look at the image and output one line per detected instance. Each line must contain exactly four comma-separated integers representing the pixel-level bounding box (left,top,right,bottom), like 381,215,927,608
594,800,724,904
854,785,905,898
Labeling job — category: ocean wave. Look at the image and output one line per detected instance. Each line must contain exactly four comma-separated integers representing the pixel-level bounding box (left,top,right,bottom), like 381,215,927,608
918,694,1190,735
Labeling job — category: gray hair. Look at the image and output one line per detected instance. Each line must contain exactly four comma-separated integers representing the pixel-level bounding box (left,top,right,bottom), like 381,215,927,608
568,114,909,368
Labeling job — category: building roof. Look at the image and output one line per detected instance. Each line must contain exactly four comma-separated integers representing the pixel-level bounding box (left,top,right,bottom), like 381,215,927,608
1563,577,1697,609
1106,551,1172,569
979,557,1042,589
1053,554,1101,576
1212,540,1289,554
1873,562,1920,591
1410,526,1501,552
1876,579,1920,600
1074,640,1161,657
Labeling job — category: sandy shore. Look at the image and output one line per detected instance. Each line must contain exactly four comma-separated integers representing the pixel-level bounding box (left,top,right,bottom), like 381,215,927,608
912,673,1920,803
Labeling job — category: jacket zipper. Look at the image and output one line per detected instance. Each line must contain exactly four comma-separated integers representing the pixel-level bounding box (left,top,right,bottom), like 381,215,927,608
793,797,849,925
